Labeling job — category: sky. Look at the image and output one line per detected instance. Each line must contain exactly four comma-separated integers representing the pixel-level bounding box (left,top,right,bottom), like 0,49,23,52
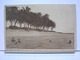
7,4,76,33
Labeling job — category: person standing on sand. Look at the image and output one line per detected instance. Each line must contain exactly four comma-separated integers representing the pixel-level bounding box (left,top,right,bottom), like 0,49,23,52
49,40,51,42
68,40,71,44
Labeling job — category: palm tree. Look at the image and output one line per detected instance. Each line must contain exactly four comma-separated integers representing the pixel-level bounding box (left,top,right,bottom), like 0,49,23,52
6,6,56,32
21,6,31,28
6,6,18,27
50,20,56,31
41,14,49,30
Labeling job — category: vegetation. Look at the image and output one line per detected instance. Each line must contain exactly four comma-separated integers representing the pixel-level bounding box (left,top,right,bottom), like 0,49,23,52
6,6,56,31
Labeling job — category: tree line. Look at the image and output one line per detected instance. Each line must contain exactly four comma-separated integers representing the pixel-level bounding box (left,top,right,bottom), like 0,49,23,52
6,6,56,31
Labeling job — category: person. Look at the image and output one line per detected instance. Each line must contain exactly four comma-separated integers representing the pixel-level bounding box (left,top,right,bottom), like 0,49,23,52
68,40,71,44
11,37,15,42
18,38,21,43
15,42,17,44
49,40,51,42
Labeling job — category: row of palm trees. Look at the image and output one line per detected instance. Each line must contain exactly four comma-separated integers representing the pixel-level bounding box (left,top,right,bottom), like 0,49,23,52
6,6,56,31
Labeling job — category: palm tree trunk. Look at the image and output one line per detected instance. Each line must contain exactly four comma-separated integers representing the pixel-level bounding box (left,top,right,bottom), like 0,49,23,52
51,27,53,31
20,23,22,28
43,26,45,31
14,21,17,26
27,24,29,28
24,22,26,28
29,25,31,29
47,27,49,31
10,21,13,26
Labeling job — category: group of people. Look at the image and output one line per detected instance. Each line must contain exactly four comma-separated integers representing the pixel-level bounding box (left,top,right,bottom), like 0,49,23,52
11,37,21,44
49,40,71,44
11,37,71,45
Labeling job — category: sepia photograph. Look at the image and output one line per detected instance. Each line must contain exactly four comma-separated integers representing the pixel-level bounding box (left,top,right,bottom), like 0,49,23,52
5,4,76,52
